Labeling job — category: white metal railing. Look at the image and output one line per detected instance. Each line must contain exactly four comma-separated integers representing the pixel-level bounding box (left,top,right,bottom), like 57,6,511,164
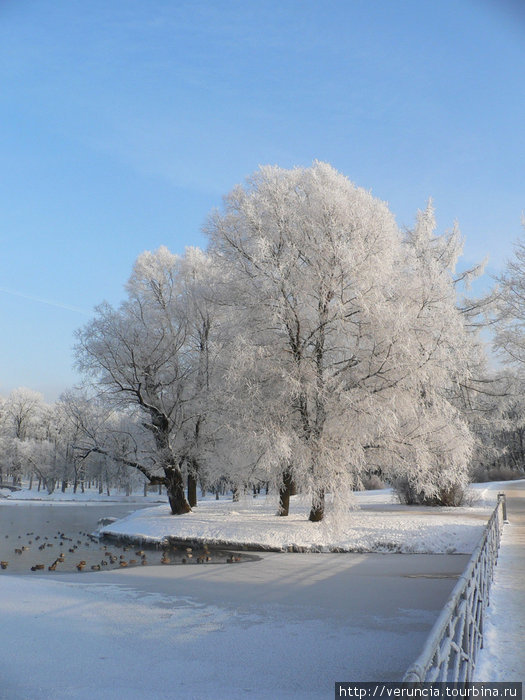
402,493,506,683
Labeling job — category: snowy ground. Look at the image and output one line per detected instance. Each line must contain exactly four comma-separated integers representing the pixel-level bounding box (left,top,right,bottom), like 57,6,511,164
0,481,520,697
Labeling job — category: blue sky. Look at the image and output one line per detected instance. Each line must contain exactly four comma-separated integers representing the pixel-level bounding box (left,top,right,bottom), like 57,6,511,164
1,0,524,400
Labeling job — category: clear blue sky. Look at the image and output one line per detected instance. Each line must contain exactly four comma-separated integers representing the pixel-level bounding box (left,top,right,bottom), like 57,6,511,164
1,0,524,401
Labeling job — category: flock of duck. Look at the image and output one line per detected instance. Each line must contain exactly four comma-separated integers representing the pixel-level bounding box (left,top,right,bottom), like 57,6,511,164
0,530,243,573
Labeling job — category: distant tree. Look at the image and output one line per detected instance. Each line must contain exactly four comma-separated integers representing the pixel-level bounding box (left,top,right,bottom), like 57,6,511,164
494,223,525,368
2,388,44,485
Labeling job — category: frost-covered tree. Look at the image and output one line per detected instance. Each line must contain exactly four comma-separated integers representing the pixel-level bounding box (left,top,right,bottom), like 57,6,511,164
383,201,481,505
75,246,221,514
207,162,432,520
158,246,224,505
2,388,45,485
5,387,44,441
487,227,525,474
206,165,486,517
494,223,525,368
465,370,524,480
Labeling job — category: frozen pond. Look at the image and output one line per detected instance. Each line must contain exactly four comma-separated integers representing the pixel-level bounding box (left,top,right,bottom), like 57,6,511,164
0,502,253,574
0,499,477,690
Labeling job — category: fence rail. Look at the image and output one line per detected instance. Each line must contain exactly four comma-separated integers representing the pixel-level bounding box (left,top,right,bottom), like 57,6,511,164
402,493,506,683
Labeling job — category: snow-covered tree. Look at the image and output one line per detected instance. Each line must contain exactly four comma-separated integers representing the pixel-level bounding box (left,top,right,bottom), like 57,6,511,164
207,162,431,520
384,201,480,504
1,388,45,485
206,165,487,517
494,223,525,368
75,246,221,514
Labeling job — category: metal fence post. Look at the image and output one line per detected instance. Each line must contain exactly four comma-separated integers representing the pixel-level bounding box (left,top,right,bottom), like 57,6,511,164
497,492,507,522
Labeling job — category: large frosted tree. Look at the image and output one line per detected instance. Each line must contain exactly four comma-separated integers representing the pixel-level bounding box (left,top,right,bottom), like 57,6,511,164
206,162,427,520
206,164,483,518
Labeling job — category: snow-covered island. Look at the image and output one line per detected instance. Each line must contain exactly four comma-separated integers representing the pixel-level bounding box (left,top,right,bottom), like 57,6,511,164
97,485,500,554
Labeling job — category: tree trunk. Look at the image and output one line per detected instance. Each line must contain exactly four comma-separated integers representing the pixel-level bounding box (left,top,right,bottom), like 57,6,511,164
166,467,192,515
187,471,198,508
278,469,293,516
308,489,325,522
